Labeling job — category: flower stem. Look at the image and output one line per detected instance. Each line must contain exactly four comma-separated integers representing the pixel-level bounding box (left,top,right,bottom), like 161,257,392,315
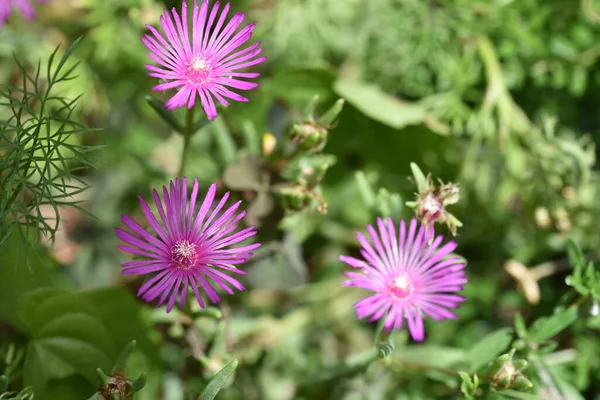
178,107,196,177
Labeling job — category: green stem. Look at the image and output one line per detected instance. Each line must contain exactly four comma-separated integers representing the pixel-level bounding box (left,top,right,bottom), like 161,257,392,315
178,107,196,177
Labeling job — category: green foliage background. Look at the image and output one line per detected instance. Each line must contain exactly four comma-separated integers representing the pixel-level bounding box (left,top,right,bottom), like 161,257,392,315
2,0,600,399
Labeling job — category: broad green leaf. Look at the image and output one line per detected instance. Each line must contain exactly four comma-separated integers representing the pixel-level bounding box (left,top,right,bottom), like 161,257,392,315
82,287,160,400
198,359,239,400
468,328,513,371
0,232,71,328
81,287,156,360
528,308,577,343
334,80,425,130
45,375,96,400
19,290,116,395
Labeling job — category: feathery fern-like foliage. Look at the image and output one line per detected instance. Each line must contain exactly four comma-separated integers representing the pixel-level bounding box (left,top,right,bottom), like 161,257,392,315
0,38,97,269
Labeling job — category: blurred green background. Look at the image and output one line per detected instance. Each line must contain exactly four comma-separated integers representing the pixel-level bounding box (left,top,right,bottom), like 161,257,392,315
2,0,600,399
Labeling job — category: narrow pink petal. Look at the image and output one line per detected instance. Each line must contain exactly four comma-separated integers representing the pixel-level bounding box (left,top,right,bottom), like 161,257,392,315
201,0,220,52
192,0,209,54
122,263,168,275
137,270,170,297
166,275,183,312
407,311,425,341
208,12,245,55
190,276,206,308
115,228,165,257
179,276,190,308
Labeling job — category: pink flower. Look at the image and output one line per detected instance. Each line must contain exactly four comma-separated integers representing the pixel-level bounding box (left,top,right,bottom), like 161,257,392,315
0,0,44,27
142,0,266,120
115,178,260,312
340,218,467,341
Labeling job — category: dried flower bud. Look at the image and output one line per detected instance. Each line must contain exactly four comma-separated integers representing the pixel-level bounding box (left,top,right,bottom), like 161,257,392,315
416,193,444,225
410,173,462,236
439,182,460,206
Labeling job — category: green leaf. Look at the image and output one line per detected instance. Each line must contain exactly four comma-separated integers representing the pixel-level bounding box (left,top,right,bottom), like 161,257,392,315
45,375,95,400
112,341,136,375
80,287,156,363
334,80,425,130
410,162,428,194
198,359,239,400
0,232,71,327
567,237,585,269
467,328,513,371
514,313,528,339
528,308,577,343
132,373,148,393
18,290,116,395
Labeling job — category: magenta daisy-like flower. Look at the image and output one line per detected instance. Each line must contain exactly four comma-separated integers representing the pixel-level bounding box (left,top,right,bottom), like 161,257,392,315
142,0,266,120
340,218,467,342
115,178,260,312
0,0,44,27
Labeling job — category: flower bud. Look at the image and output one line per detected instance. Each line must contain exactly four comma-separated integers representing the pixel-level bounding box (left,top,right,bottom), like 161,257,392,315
407,168,462,236
511,374,533,391
290,122,328,152
488,350,531,391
